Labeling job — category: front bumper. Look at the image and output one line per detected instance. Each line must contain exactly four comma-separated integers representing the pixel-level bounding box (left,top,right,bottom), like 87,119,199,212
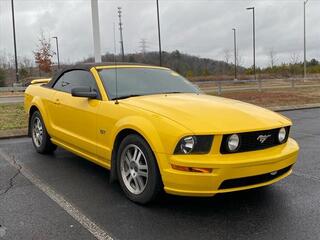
157,138,299,196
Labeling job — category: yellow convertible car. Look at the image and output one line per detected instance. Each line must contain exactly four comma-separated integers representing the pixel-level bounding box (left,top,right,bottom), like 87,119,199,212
24,63,299,204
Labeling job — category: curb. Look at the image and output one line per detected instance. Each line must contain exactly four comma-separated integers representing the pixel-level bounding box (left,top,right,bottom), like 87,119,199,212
0,128,28,140
0,134,28,140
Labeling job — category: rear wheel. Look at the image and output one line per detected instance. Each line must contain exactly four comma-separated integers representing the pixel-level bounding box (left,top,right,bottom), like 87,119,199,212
117,134,162,204
31,111,57,154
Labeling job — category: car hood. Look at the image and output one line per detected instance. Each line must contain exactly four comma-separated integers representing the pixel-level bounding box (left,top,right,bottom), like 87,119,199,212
123,93,291,134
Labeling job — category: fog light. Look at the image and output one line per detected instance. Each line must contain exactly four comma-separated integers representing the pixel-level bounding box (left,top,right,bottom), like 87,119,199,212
227,134,240,152
270,171,278,176
278,127,287,143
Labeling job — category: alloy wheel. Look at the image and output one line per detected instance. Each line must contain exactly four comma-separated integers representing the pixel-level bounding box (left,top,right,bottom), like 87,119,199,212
32,117,43,148
120,144,149,195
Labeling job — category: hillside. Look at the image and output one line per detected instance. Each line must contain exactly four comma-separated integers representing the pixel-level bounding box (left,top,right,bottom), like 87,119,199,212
81,50,243,77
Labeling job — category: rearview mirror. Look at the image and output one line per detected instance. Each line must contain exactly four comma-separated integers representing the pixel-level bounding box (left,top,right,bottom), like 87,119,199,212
71,87,97,99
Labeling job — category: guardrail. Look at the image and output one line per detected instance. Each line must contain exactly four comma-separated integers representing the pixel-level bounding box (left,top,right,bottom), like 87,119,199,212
195,77,320,95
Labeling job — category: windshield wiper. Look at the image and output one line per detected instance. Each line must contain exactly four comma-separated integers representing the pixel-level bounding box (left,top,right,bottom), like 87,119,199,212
113,94,142,100
160,91,185,94
113,92,188,100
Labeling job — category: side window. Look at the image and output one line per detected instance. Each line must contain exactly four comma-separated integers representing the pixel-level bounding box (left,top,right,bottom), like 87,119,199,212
53,70,100,97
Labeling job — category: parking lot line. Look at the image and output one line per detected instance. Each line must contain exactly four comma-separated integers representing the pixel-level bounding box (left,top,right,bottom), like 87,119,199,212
0,149,115,240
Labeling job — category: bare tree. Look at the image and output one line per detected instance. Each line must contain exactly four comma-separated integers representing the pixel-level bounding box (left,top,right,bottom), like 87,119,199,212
19,57,34,81
290,52,300,65
269,48,278,68
236,49,243,67
19,57,33,69
289,52,301,76
0,49,9,69
223,49,231,64
0,68,6,87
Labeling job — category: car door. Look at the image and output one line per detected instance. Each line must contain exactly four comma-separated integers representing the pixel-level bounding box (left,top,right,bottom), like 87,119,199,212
50,70,101,156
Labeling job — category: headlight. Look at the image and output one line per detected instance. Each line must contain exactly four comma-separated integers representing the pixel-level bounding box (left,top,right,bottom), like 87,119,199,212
174,135,213,154
227,134,240,152
180,136,195,154
278,127,287,143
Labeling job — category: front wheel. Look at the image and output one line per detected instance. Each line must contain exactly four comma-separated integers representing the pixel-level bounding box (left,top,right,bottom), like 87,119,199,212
117,134,162,204
30,111,57,154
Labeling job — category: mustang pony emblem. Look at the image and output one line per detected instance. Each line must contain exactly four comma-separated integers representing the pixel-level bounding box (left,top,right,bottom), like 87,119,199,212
257,134,272,143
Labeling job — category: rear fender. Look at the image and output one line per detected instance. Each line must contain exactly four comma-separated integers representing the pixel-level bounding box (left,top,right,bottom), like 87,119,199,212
27,96,51,136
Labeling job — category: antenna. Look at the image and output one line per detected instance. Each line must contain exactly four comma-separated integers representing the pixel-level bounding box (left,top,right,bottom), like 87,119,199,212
113,22,119,104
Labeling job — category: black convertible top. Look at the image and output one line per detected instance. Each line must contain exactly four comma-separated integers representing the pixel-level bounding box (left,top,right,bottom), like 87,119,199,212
46,62,153,88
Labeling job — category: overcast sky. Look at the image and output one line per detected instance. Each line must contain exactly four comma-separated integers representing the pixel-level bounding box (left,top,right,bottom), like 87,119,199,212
0,0,319,67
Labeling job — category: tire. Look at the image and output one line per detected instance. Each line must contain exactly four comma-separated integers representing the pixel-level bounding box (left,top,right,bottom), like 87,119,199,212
30,111,57,154
116,134,162,204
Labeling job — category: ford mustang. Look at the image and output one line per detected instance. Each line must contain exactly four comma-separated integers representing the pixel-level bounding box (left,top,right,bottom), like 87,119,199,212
24,63,299,204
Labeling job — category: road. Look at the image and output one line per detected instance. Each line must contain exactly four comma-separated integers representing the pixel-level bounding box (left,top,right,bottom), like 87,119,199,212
0,96,24,104
0,108,319,240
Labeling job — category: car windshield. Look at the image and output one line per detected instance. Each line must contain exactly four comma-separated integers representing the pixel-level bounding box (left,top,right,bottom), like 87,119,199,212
98,67,200,100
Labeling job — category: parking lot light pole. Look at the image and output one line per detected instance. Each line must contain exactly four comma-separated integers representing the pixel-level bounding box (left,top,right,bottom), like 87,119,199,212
304,0,309,79
246,7,259,91
156,0,162,66
232,28,237,81
11,0,19,83
52,37,60,69
91,0,102,63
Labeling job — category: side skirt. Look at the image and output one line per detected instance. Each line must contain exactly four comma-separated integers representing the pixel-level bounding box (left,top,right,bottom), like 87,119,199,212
51,138,111,170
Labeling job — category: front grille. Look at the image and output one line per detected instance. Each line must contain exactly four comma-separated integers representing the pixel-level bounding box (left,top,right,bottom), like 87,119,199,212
220,127,290,154
218,165,292,190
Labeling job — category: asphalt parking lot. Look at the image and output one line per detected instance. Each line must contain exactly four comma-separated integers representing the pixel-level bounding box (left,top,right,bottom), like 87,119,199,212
0,108,319,240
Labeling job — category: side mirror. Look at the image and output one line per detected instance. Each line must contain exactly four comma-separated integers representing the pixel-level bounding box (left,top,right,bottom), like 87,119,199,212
71,87,98,99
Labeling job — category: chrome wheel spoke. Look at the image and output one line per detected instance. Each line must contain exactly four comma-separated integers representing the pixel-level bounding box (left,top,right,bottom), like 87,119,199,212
136,176,144,189
132,148,138,161
127,175,133,184
137,169,148,178
125,156,130,168
138,164,147,170
134,151,142,163
126,151,133,162
124,169,130,177
137,163,148,178
133,177,140,191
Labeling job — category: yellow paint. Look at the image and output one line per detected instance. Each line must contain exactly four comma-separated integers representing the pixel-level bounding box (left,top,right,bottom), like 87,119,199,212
24,65,299,197
30,78,51,85
170,72,180,77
